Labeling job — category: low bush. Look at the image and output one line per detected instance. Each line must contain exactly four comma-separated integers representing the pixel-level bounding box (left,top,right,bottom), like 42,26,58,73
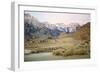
52,48,65,56
73,48,88,55
52,41,90,56
62,49,73,56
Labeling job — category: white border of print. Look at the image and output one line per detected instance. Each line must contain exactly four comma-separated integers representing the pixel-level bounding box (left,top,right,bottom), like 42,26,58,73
11,2,97,71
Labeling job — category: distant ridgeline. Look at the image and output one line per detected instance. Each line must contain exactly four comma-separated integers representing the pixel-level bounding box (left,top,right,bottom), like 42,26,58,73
24,13,89,41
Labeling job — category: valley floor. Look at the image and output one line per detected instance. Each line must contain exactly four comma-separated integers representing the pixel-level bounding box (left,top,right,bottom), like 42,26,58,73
24,33,90,62
24,52,90,62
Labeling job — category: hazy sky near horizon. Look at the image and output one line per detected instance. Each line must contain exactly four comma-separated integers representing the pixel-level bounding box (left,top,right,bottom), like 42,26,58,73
25,11,90,25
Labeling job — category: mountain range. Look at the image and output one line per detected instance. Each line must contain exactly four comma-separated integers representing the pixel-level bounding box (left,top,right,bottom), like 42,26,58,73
24,13,80,41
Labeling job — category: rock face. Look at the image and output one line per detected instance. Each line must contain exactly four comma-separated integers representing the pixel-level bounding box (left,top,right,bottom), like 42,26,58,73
24,13,80,40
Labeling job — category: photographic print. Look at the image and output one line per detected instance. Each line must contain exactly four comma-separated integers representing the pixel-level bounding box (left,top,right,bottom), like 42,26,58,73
11,2,96,71
24,11,90,62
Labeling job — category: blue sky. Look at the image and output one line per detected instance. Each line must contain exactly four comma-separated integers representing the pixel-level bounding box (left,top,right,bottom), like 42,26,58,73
25,11,90,25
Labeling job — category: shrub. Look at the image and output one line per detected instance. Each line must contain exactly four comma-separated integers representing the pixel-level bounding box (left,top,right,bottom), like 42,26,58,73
52,49,65,56
52,48,73,56
62,49,73,56
52,42,90,56
73,48,88,55
48,36,53,39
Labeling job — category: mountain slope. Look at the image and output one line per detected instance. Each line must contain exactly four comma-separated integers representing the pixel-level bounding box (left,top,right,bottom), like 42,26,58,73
74,22,90,40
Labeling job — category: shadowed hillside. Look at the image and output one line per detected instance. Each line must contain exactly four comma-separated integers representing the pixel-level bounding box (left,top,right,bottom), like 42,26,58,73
74,22,90,41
